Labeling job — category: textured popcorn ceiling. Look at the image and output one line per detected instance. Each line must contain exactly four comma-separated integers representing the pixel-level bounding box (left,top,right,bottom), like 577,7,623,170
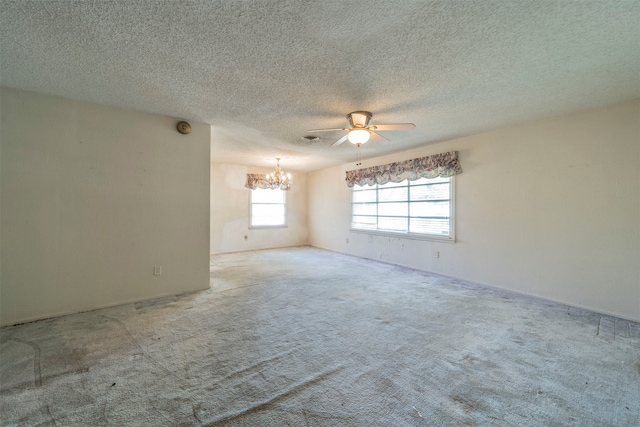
1,0,638,171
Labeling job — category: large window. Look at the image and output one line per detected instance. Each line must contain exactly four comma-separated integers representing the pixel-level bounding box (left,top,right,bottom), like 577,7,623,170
250,188,286,227
351,177,454,240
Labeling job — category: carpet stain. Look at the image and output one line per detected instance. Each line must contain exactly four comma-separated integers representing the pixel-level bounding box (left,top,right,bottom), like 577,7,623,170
11,338,42,387
203,365,345,425
451,394,477,412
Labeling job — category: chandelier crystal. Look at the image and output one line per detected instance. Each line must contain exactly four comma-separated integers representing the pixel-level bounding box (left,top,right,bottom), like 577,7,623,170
265,158,292,190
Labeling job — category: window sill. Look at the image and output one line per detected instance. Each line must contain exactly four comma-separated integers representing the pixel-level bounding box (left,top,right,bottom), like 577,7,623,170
349,228,456,243
249,225,288,230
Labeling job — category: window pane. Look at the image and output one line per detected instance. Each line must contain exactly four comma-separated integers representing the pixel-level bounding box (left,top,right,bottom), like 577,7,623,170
252,204,285,226
251,188,286,227
378,181,405,188
252,204,284,216
352,203,377,215
350,177,453,238
378,216,408,232
252,217,285,226
410,177,450,185
352,215,377,229
378,202,408,217
352,189,377,203
378,186,408,202
409,201,450,217
410,218,450,235
410,183,449,201
252,188,284,203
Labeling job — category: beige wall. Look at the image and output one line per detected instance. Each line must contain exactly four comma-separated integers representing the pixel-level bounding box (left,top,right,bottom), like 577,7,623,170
2,87,636,325
0,88,211,326
210,163,307,254
308,99,640,322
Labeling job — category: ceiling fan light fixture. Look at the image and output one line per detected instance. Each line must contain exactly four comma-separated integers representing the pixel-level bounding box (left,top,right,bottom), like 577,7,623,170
308,111,415,147
348,129,370,145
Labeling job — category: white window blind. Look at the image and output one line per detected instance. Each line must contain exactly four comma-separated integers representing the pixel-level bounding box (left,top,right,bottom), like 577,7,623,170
351,177,454,239
250,188,286,227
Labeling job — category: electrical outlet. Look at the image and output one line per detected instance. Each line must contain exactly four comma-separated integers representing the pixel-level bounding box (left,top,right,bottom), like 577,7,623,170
154,266,162,276
346,238,349,243
434,251,440,258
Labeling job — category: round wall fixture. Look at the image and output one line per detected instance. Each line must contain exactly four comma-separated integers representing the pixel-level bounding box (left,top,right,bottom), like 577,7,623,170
177,121,191,134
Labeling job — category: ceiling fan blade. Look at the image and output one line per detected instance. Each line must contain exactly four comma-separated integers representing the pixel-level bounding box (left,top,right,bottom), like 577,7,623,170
369,123,416,131
331,134,349,147
369,131,389,144
307,127,348,132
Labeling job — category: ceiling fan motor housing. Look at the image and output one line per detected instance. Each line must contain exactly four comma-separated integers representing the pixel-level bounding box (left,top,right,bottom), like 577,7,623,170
348,111,373,128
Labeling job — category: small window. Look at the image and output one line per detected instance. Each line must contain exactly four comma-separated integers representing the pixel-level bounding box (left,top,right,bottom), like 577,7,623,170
351,177,454,240
250,188,286,228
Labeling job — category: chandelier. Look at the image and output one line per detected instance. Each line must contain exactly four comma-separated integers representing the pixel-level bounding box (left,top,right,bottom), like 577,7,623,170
265,158,292,190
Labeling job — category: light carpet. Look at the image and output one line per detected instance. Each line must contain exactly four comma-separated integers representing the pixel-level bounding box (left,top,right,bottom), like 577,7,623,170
1,247,638,426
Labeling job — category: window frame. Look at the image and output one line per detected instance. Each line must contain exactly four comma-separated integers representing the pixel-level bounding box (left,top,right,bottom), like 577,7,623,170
349,176,455,242
249,188,288,229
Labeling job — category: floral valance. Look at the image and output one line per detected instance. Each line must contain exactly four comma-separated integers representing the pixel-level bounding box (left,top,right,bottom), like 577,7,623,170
245,174,290,191
345,151,462,187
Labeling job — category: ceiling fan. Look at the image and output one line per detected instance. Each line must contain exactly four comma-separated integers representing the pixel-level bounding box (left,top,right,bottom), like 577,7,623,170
307,111,415,147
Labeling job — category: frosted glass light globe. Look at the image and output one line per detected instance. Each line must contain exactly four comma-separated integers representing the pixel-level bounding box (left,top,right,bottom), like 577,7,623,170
348,129,370,144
